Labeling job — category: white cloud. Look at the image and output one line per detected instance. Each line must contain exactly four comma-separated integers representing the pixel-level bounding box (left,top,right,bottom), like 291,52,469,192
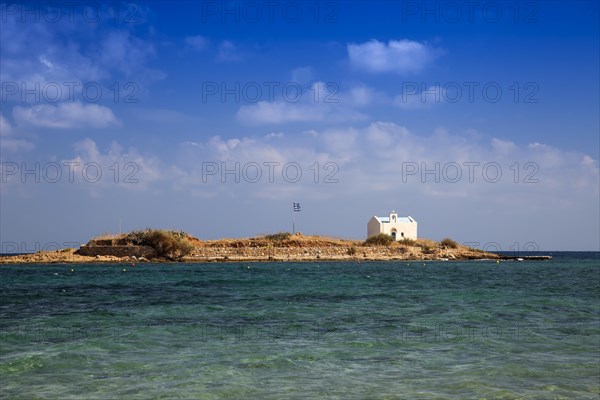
265,132,284,139
346,85,378,107
63,139,164,190
0,114,34,152
13,102,120,129
169,124,598,216
99,31,157,77
527,141,566,168
347,39,440,74
0,6,163,102
217,40,241,62
38,55,54,69
237,101,326,124
171,133,337,200
6,123,595,248
366,121,409,147
491,138,517,155
394,85,446,109
186,35,210,51
236,82,370,125
291,66,314,84
0,115,14,137
581,154,597,168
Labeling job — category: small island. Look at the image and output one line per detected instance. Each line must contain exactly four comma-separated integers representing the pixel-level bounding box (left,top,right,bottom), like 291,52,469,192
0,229,550,264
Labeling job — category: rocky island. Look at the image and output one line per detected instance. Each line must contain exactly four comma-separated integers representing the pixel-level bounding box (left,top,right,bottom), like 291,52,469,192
0,229,527,264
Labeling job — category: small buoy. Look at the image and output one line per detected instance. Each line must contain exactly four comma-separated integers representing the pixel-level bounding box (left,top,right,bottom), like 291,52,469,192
131,263,135,267
70,268,74,272
123,268,127,272
496,260,500,264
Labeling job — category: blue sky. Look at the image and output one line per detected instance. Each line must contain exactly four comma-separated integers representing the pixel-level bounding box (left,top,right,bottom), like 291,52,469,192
1,1,599,251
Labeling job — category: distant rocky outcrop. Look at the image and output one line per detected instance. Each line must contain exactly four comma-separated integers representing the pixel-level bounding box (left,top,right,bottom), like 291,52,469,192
76,229,195,261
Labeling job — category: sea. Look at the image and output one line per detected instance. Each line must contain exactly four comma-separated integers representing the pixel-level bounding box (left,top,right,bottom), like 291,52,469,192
1,252,598,399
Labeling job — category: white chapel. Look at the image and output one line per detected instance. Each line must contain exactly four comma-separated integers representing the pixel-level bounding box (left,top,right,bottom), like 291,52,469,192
367,211,417,241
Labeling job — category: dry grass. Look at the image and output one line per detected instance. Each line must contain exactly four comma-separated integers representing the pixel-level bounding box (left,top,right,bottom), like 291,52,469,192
92,232,122,240
201,233,359,248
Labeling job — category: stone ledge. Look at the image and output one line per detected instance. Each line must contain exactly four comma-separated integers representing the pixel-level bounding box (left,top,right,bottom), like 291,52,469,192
77,245,156,258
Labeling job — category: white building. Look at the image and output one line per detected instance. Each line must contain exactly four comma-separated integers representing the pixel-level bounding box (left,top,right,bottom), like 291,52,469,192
367,211,417,241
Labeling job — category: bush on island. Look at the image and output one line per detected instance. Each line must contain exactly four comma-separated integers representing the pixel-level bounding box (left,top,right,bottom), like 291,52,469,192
264,232,292,241
364,233,394,246
127,229,194,260
440,238,459,248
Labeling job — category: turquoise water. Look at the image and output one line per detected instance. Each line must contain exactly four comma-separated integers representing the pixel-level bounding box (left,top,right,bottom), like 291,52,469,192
1,254,599,399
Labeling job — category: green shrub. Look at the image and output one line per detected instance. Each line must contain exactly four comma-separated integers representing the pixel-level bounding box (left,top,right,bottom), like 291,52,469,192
265,232,292,241
364,233,394,246
347,246,357,255
440,238,459,248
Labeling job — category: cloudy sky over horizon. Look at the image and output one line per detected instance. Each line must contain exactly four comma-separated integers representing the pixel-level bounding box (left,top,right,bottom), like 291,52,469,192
1,1,598,251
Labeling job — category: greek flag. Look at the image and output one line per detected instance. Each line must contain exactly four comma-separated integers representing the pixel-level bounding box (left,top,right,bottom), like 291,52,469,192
293,203,301,212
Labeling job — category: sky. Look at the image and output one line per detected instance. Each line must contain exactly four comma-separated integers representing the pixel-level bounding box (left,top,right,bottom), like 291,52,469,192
0,0,599,252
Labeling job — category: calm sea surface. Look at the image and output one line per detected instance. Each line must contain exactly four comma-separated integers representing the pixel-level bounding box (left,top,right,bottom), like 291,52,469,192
1,253,599,399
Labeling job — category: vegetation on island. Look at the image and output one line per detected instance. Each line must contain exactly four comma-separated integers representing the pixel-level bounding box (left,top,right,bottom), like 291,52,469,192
264,232,293,241
363,233,394,246
441,237,459,248
125,229,194,260
2,229,534,264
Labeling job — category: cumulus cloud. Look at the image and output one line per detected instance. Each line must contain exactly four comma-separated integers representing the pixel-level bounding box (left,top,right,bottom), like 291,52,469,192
0,114,34,152
0,4,163,102
167,123,598,226
99,31,160,79
236,82,371,125
170,133,338,200
491,138,517,155
62,139,164,191
581,154,597,168
0,115,14,137
13,102,120,129
347,39,440,74
237,101,324,124
5,122,596,247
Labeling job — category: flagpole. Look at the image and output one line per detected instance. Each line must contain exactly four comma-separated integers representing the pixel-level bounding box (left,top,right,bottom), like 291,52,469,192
292,203,300,234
